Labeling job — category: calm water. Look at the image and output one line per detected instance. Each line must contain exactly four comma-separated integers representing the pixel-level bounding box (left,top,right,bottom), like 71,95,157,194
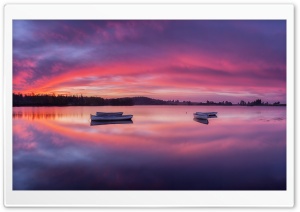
13,106,286,190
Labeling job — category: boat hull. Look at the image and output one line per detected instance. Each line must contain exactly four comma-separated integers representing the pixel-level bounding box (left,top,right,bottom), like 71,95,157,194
193,113,208,119
96,112,123,116
196,112,218,116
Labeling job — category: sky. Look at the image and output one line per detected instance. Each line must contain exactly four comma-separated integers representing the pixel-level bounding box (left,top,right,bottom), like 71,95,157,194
13,20,286,103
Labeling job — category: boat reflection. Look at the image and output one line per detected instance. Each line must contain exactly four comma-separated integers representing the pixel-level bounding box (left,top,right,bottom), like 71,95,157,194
208,115,218,118
90,120,133,126
193,118,209,125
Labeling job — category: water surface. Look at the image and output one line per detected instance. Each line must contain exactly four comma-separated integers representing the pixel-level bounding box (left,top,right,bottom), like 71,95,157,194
13,106,286,190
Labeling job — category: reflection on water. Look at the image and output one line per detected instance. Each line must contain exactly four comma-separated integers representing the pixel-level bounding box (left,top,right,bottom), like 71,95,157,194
13,106,286,190
90,120,133,126
193,118,209,125
193,114,218,125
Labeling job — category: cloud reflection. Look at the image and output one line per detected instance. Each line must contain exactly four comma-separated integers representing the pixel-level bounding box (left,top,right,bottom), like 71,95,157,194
13,106,286,190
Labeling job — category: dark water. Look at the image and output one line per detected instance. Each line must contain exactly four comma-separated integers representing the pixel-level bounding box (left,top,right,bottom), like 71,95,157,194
13,106,286,190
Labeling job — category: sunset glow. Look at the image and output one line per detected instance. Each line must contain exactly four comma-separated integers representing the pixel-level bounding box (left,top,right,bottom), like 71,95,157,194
13,20,286,103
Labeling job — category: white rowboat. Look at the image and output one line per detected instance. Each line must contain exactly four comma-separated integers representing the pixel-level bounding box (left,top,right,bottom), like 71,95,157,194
90,114,133,121
193,113,208,119
196,112,217,116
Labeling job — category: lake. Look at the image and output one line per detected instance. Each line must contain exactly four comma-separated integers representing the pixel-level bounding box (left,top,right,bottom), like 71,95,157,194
13,106,286,190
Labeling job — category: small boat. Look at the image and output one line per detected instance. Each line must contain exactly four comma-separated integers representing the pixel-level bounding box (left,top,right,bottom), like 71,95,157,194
193,118,209,125
90,114,133,121
194,113,208,119
90,120,133,126
196,112,217,116
96,112,123,116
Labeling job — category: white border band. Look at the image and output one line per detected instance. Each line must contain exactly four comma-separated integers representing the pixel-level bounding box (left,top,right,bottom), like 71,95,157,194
4,3,294,207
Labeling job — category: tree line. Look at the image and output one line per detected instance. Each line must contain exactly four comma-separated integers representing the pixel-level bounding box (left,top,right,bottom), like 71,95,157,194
238,99,284,106
13,93,133,106
12,93,286,107
12,94,169,106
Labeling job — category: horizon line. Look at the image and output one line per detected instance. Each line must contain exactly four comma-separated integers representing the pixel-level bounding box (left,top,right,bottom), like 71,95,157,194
12,92,285,105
